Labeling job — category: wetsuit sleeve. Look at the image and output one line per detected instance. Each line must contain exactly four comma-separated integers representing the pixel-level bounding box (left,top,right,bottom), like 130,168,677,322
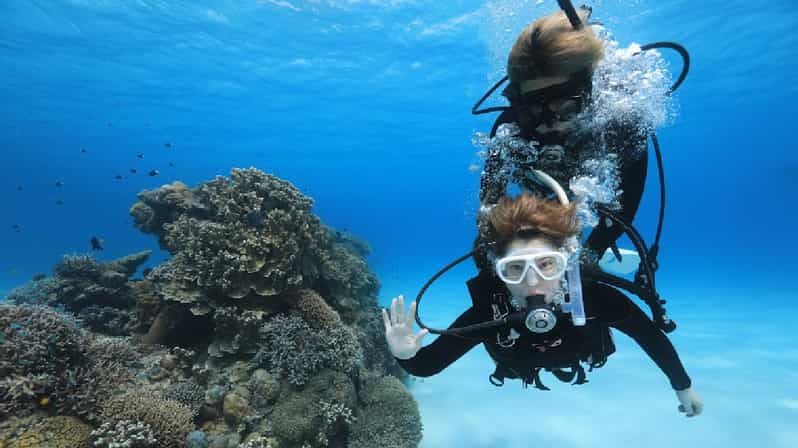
592,283,692,390
396,307,483,377
584,121,648,258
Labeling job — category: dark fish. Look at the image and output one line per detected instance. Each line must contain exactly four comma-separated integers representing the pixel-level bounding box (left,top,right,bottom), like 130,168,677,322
16,186,22,191
11,224,20,232
164,142,172,148
130,168,137,174
32,273,46,281
142,267,153,277
137,153,144,159
90,236,104,251
148,170,159,177
243,210,264,227
80,148,87,153
55,181,64,187
168,161,174,167
115,175,124,180
107,122,113,127
55,199,64,206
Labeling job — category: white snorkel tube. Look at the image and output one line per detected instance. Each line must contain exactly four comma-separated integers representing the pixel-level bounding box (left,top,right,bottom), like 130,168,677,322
531,170,586,327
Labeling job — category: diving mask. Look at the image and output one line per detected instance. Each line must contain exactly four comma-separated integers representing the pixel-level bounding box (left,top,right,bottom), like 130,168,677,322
495,250,568,284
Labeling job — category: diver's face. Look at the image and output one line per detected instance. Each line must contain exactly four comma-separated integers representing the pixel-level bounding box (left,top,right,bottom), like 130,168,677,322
499,237,563,304
515,76,591,134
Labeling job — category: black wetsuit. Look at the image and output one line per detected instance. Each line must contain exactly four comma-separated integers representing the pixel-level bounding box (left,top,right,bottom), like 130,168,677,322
398,271,691,391
477,109,648,266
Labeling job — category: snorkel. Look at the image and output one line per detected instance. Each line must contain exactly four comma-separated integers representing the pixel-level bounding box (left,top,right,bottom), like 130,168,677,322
413,170,585,337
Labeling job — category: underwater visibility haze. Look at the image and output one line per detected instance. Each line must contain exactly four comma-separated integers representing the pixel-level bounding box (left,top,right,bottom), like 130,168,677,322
1,0,797,447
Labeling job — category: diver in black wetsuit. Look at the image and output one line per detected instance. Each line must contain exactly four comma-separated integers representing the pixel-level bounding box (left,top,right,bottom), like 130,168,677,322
383,191,703,417
473,6,648,270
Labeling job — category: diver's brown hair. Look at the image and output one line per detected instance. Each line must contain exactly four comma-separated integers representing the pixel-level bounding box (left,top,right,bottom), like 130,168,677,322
507,9,604,83
487,193,580,251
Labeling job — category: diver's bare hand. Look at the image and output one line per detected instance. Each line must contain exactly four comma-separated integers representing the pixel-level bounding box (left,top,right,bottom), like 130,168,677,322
382,294,429,360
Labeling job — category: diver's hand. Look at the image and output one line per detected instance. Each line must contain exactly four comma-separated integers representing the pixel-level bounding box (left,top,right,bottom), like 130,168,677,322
675,387,704,417
382,295,429,360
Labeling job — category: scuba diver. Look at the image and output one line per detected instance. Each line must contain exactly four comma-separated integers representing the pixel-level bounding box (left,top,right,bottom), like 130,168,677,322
383,184,703,417
472,2,688,275
382,2,702,416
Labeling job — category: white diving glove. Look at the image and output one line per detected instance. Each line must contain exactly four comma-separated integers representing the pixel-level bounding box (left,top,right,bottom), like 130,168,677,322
675,387,704,417
382,294,429,360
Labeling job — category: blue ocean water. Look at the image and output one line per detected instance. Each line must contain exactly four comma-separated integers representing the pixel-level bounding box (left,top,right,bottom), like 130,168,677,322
1,0,796,446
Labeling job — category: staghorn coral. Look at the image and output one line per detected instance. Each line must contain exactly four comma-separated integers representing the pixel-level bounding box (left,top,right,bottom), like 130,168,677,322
99,390,195,448
348,375,422,448
91,420,158,448
254,314,362,386
9,416,92,448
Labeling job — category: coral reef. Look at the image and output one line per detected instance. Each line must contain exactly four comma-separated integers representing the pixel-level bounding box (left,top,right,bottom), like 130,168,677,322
9,416,92,448
164,381,205,416
0,305,138,421
91,420,158,448
6,252,152,336
1,168,421,448
254,314,362,386
100,390,194,448
348,375,423,448
135,168,330,302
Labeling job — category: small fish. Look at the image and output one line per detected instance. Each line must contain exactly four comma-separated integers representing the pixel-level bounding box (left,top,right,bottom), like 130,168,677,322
90,236,104,251
11,224,20,232
164,142,173,148
148,170,159,177
55,199,64,206
16,185,23,191
130,168,137,174
55,181,64,187
137,153,144,159
80,148,87,153
107,122,113,127
142,267,152,277
32,273,46,281
8,269,17,276
9,323,22,330
468,163,481,173
115,175,124,180
168,161,174,167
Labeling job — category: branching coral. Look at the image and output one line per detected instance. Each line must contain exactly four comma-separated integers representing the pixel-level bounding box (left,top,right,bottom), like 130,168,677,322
0,305,138,420
91,420,158,448
254,314,362,386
